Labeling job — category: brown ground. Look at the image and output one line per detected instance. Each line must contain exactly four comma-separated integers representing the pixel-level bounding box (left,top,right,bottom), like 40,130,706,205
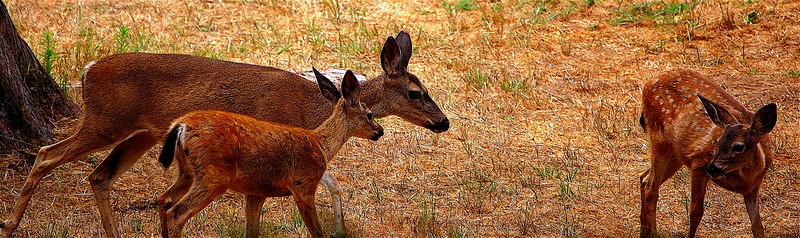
1,0,798,237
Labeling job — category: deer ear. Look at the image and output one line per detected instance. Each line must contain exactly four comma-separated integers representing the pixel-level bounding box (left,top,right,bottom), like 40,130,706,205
341,70,360,103
698,94,738,127
395,31,412,71
751,103,777,136
380,36,402,75
313,67,341,103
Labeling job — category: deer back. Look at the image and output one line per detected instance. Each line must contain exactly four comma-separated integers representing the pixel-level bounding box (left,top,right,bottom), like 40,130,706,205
81,53,333,137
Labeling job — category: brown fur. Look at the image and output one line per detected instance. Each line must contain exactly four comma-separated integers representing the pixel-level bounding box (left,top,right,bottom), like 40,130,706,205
157,73,381,238
639,69,777,238
1,31,448,237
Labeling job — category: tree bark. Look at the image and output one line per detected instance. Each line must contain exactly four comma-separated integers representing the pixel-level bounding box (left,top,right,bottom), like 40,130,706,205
0,0,79,153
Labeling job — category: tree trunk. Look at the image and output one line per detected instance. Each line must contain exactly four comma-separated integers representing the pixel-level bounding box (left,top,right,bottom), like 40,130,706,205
0,0,79,154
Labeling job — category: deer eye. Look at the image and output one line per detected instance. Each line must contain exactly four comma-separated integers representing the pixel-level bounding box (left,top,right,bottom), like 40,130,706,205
408,90,422,100
367,113,373,120
731,143,745,153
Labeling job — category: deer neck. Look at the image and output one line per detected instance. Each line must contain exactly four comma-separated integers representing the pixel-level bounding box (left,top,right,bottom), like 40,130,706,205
314,101,352,162
751,143,767,171
359,77,389,117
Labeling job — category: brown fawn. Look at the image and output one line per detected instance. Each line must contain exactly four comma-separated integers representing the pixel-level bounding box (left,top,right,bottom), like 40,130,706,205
157,69,381,238
1,31,447,237
639,70,777,237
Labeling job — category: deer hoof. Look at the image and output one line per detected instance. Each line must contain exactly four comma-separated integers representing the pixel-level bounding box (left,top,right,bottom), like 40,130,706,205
0,221,4,228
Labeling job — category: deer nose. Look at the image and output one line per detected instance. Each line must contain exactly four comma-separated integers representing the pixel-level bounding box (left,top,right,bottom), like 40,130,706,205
371,130,384,141
706,164,724,177
429,118,450,133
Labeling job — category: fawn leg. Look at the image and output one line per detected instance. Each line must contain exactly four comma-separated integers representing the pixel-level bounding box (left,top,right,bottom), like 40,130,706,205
292,191,324,238
164,184,226,238
743,188,765,238
245,195,267,238
157,172,193,238
640,153,682,238
687,169,709,238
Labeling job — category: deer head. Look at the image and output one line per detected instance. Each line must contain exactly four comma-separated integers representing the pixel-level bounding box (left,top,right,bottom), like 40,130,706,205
376,31,449,133
315,68,384,141
698,94,777,178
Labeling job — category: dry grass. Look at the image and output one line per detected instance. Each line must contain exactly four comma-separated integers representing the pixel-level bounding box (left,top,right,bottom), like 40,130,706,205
1,0,799,237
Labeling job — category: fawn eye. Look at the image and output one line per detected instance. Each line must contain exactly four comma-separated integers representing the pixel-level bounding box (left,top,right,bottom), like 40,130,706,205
367,113,373,120
408,90,422,100
731,143,745,152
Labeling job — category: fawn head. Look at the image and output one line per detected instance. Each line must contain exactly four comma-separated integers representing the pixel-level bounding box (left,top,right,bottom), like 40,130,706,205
378,31,449,133
698,94,777,178
315,68,384,141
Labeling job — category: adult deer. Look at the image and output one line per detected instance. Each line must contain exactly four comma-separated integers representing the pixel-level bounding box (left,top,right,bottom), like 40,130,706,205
157,69,380,238
639,69,777,238
1,31,448,237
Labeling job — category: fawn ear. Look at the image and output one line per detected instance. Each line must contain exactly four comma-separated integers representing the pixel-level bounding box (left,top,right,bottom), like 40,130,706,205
341,70,361,103
698,94,738,127
314,67,341,103
380,36,402,76
751,103,777,136
395,31,412,71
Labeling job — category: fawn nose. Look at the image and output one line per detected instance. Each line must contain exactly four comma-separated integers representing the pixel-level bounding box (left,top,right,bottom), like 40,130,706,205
370,130,384,141
706,164,724,177
428,118,450,133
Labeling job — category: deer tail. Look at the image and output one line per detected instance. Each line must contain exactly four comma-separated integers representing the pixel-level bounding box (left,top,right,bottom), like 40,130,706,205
80,61,96,100
158,123,184,168
639,112,646,133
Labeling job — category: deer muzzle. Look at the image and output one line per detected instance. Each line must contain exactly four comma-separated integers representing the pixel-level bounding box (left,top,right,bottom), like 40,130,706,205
427,118,450,133
370,130,384,141
706,164,725,178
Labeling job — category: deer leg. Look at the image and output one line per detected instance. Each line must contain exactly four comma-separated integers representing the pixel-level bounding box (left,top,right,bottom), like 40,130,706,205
1,132,115,236
321,171,346,237
638,168,651,185
157,171,193,238
88,131,157,238
687,169,709,238
244,195,267,238
165,184,226,238
743,188,765,238
640,154,682,238
292,189,324,238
